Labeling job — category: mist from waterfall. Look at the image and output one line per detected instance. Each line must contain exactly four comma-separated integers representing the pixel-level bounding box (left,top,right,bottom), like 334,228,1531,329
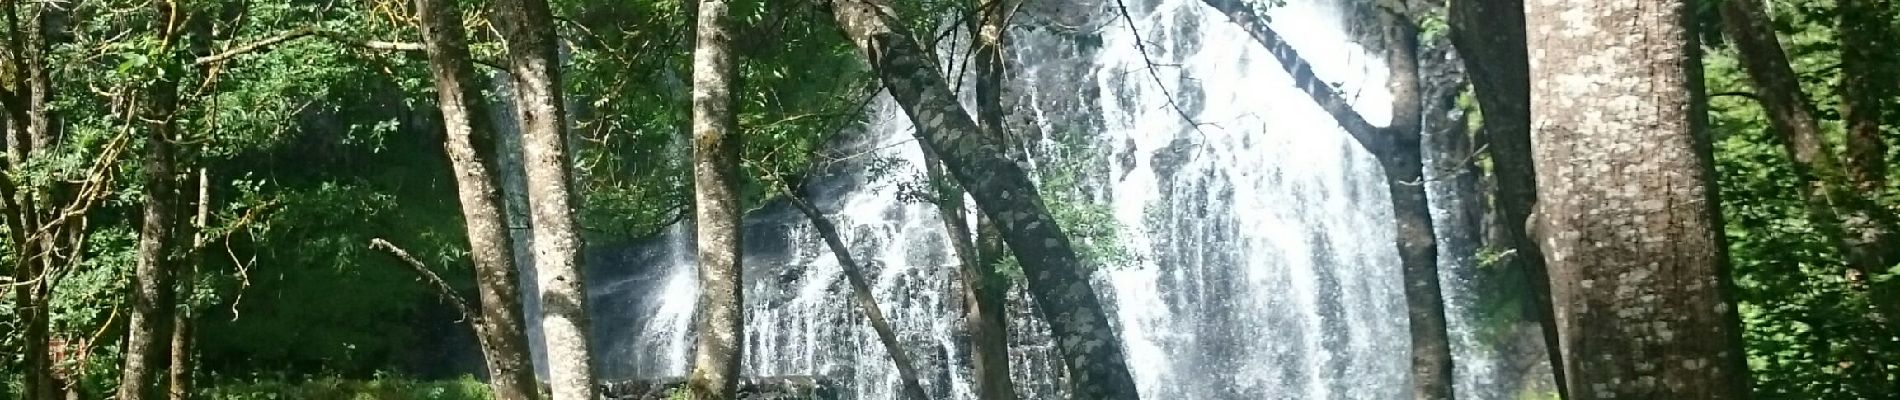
501,0,1531,398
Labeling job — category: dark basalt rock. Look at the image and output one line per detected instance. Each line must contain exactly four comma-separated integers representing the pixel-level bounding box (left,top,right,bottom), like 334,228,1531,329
597,376,839,400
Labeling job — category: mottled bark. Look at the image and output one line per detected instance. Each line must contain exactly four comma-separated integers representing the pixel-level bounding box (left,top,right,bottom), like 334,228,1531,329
1719,0,1900,328
168,169,210,400
1444,0,1565,396
780,184,931,400
1201,2,1453,398
414,0,541,398
1525,0,1753,397
120,3,195,399
687,1,745,399
825,1,1142,398
492,0,598,398
957,1,1020,398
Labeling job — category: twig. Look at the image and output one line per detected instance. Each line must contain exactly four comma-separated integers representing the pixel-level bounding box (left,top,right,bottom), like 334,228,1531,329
193,26,502,69
369,238,473,322
1114,0,1217,134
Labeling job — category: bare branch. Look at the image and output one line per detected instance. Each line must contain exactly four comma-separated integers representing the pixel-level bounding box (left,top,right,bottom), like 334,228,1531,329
1114,0,1217,133
369,238,473,322
194,27,433,66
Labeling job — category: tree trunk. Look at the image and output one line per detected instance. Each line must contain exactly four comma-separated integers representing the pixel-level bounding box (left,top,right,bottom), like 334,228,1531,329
492,0,598,398
1444,0,1565,396
3,4,61,397
1835,0,1899,305
413,0,542,398
1719,0,1900,327
1374,10,1453,400
1525,0,1753,397
687,1,745,399
1837,0,1890,197
778,182,932,400
1199,2,1454,398
957,1,1020,398
168,169,210,400
120,3,194,399
924,147,1015,400
824,1,1142,398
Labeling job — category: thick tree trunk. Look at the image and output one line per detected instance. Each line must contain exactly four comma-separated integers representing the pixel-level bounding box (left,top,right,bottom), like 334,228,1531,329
1525,0,1753,397
687,1,746,399
779,183,932,400
492,0,598,398
168,169,210,400
957,1,1020,398
1444,0,1565,396
1199,2,1454,398
120,3,194,399
413,0,542,398
824,1,1142,398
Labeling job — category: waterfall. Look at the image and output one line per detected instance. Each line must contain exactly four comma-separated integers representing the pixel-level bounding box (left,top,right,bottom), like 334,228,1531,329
536,0,1524,398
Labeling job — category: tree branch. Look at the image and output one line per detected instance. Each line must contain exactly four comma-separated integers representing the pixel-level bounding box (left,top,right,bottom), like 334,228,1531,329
1709,91,1763,103
1199,0,1387,155
1115,0,1216,132
368,238,473,322
765,171,931,400
194,27,441,66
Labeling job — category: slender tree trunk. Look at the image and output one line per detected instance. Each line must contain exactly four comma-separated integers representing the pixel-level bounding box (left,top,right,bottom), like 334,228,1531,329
120,3,197,398
1525,0,1753,397
1719,0,1900,327
492,0,598,398
168,169,210,400
1837,0,1890,197
776,182,931,400
957,1,1020,398
4,4,60,397
1835,0,1899,296
1200,2,1454,398
1375,10,1452,400
924,147,1015,400
687,0,745,399
414,0,542,398
825,1,1142,397
1444,0,1565,395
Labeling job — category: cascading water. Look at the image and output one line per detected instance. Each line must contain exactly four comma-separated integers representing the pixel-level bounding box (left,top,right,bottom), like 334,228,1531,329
532,0,1529,398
